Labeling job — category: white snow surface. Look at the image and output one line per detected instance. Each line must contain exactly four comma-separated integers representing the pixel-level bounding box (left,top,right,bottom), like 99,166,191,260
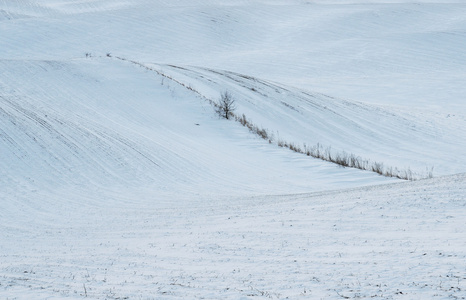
1,0,465,299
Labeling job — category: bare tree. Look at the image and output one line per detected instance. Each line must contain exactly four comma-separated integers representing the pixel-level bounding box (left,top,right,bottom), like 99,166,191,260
216,90,236,119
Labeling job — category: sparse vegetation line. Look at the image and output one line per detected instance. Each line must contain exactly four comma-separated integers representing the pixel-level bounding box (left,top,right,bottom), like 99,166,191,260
108,55,433,181
232,112,432,181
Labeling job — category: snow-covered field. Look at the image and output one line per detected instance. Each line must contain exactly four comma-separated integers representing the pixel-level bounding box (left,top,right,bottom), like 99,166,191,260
1,0,465,299
2,174,465,299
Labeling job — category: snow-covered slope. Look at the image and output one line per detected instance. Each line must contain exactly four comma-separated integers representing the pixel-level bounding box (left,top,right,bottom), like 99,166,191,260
0,57,394,198
2,0,464,174
1,0,465,299
148,62,465,176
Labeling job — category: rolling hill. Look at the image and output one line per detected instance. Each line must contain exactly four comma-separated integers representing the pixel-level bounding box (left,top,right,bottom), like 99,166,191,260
1,1,465,299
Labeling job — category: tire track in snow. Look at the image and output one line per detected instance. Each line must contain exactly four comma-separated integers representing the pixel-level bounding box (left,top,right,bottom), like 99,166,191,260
0,87,163,188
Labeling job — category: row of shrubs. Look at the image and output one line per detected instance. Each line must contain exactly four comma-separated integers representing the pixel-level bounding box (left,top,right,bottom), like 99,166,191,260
233,112,433,180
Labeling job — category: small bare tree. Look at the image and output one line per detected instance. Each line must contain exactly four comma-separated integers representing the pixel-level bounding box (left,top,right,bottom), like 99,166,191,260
216,90,236,119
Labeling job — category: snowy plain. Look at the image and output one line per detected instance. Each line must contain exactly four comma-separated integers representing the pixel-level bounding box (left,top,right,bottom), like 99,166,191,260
1,0,465,299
